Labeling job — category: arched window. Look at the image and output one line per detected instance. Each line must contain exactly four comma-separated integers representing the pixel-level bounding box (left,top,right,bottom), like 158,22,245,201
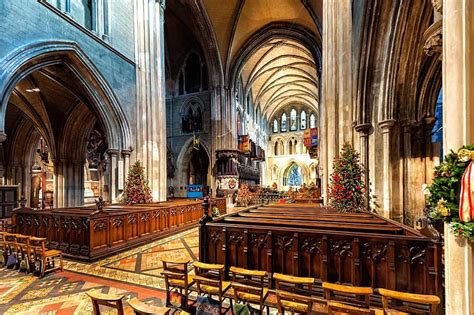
281,113,287,132
294,140,298,154
290,108,297,131
181,101,203,133
310,114,316,128
273,119,278,133
185,53,201,93
288,140,293,155
274,141,279,155
300,111,307,130
284,163,302,187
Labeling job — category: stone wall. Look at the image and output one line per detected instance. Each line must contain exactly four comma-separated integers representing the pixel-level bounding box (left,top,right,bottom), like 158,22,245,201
0,0,137,124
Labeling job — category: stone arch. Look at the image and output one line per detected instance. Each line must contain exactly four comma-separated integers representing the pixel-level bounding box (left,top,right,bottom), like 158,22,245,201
0,41,132,151
175,137,211,196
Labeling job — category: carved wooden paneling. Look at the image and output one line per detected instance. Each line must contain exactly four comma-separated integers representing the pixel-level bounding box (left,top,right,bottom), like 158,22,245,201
200,208,442,298
12,200,202,261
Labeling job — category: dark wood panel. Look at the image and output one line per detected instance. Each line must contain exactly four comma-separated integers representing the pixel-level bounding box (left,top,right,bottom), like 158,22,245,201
199,204,443,304
12,200,204,261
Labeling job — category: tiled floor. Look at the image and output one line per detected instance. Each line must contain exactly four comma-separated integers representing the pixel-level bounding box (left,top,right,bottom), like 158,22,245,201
0,228,199,314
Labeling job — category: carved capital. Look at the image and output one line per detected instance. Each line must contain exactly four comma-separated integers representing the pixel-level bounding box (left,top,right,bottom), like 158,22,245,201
107,149,119,157
0,133,7,143
121,149,132,157
431,0,442,14
378,119,396,132
423,21,442,58
157,0,166,10
355,123,372,136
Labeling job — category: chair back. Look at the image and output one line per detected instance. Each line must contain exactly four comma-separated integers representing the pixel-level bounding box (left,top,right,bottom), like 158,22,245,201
323,282,374,315
3,233,17,255
273,272,315,314
161,258,191,288
193,261,226,296
16,235,30,253
378,288,440,315
230,266,268,308
29,237,47,256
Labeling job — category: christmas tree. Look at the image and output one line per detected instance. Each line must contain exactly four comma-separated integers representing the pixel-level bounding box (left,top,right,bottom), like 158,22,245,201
121,161,153,204
328,143,368,213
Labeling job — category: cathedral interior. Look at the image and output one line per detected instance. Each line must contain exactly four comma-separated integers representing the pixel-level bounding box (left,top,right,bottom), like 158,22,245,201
0,0,472,314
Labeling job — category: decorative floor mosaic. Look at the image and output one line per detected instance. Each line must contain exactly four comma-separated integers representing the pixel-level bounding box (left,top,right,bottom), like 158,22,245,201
0,228,199,314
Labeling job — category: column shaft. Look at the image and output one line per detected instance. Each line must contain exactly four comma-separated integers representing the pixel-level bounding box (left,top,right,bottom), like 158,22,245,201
443,0,474,313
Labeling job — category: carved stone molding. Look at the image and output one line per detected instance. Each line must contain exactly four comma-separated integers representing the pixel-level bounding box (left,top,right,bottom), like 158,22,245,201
431,0,442,14
423,21,442,59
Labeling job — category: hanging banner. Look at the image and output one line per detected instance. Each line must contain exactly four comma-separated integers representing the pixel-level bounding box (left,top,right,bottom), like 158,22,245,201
304,129,312,147
311,128,318,146
238,135,250,153
304,128,318,147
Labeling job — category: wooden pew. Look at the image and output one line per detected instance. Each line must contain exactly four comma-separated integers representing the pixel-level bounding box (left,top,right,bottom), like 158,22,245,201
199,204,443,308
13,200,204,261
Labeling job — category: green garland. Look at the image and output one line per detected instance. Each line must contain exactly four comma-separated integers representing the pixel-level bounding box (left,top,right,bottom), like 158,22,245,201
427,145,474,241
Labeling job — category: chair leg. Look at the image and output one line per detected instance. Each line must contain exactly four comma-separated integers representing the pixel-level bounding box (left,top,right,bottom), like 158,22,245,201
40,258,46,278
59,255,64,271
91,300,100,315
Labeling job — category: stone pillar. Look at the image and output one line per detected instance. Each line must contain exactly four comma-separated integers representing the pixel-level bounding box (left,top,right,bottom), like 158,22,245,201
134,0,167,201
0,133,6,184
355,123,371,205
322,0,354,202
443,0,474,313
122,149,131,186
379,120,395,219
107,149,119,203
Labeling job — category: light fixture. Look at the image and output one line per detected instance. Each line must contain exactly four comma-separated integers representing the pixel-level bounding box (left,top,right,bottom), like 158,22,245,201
25,88,40,93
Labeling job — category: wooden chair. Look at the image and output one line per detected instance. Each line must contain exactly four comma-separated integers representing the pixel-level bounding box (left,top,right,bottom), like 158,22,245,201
3,233,18,269
229,266,269,314
29,237,63,277
378,288,440,315
15,234,31,273
161,258,194,310
193,261,232,315
273,272,316,314
86,290,125,315
323,282,374,315
128,297,170,314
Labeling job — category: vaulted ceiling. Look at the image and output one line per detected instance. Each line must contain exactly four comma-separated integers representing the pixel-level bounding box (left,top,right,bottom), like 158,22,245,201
201,0,322,119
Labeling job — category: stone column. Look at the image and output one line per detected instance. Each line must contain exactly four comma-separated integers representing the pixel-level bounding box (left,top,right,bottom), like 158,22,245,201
355,123,371,206
0,133,6,185
122,149,131,186
322,0,354,202
443,0,474,313
134,0,167,201
107,149,119,203
379,120,395,219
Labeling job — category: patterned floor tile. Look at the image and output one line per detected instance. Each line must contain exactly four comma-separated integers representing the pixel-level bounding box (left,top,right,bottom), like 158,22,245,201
0,227,198,314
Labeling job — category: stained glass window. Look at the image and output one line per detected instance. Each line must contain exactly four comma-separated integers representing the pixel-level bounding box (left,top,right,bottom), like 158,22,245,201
290,109,297,131
300,110,307,129
281,113,287,131
273,119,278,133
310,114,316,128
287,164,302,186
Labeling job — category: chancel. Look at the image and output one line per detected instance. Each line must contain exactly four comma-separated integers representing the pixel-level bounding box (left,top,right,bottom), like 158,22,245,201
0,0,472,314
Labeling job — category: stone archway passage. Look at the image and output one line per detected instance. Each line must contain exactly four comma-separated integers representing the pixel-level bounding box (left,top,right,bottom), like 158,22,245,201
0,42,132,207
